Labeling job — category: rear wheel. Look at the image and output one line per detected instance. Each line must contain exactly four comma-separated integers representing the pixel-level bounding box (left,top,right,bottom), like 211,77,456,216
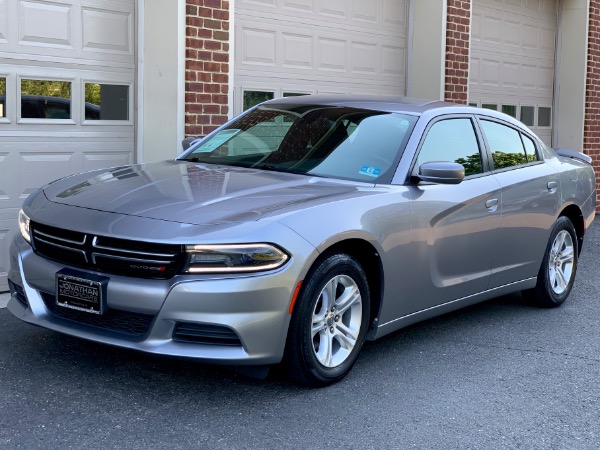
524,216,578,308
283,254,370,387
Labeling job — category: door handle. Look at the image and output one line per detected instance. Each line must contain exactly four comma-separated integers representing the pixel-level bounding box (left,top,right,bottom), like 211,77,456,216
547,181,557,191
485,198,498,210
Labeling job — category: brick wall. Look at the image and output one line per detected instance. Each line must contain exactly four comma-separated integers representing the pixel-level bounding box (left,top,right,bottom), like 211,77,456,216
444,0,471,104
185,0,230,138
584,0,600,207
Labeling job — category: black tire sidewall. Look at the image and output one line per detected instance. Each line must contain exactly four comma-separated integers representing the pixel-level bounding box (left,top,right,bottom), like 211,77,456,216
289,254,370,385
538,217,578,306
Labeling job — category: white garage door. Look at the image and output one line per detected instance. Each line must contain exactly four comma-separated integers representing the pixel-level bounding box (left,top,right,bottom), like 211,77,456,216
234,0,409,114
469,0,557,144
0,0,135,291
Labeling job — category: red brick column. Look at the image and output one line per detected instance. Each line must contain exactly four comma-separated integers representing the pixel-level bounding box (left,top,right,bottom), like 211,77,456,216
444,0,471,104
185,0,230,137
584,0,600,208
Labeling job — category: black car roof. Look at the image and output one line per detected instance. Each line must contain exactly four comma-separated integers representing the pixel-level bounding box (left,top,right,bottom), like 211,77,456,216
264,95,460,114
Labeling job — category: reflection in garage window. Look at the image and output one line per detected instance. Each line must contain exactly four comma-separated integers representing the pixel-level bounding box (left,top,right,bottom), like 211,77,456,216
21,79,72,119
520,106,535,126
0,77,5,118
538,107,552,127
468,102,478,107
283,92,309,97
85,83,129,120
502,105,516,118
243,91,274,111
482,104,497,111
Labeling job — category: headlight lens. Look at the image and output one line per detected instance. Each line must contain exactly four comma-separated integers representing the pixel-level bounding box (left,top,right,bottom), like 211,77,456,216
184,243,289,273
18,210,31,244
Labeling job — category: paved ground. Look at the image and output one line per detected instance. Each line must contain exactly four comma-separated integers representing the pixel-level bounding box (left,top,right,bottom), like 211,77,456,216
1,220,600,449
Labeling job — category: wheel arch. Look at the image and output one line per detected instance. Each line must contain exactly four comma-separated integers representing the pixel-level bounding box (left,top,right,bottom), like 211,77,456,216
558,204,585,255
316,238,384,340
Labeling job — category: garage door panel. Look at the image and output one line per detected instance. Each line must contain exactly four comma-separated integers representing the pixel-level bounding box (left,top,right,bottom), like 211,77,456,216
235,0,407,114
1,0,134,66
18,0,73,48
81,7,132,55
0,0,134,291
470,0,556,145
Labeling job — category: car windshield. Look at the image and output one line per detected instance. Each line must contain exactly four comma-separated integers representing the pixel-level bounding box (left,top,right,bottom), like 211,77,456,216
180,104,417,183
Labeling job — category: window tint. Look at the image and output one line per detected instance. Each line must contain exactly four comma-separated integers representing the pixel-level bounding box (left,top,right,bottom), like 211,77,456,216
416,118,482,176
183,105,417,183
522,134,539,162
480,120,527,169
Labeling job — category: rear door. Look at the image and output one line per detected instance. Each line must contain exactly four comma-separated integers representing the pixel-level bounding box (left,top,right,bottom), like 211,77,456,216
477,118,560,288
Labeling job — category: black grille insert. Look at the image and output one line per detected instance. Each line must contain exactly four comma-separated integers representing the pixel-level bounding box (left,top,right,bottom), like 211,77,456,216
41,292,155,337
173,322,242,346
31,222,185,279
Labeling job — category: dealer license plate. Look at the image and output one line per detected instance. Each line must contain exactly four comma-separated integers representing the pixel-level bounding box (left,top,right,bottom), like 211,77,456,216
56,269,108,315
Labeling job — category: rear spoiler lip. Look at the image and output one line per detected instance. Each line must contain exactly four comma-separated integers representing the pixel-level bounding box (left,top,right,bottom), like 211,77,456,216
554,147,593,165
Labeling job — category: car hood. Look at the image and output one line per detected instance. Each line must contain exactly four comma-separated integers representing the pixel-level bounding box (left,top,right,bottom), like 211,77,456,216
42,161,375,225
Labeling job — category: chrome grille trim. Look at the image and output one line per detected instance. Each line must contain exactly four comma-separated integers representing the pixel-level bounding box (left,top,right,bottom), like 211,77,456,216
31,221,185,279
91,253,175,265
91,236,176,258
34,236,88,260
34,229,86,245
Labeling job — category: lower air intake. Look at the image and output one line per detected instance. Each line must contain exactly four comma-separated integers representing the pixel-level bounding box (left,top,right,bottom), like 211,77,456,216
173,322,242,346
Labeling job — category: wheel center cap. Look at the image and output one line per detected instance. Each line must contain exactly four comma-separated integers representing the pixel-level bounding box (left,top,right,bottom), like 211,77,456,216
326,315,334,327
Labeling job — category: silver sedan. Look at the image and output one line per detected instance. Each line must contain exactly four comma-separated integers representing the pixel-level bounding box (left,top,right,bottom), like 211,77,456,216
8,96,596,386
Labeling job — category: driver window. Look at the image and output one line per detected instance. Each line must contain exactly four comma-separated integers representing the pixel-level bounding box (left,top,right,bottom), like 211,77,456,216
416,118,482,176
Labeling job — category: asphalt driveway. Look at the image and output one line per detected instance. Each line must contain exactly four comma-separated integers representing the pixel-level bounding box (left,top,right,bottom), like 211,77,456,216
1,219,600,449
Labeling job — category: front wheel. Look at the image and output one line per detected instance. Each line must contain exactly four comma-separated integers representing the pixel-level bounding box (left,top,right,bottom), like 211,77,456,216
283,254,370,387
523,216,578,308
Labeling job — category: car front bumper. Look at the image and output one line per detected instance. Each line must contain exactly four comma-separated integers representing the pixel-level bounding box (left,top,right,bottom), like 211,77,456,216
7,233,314,366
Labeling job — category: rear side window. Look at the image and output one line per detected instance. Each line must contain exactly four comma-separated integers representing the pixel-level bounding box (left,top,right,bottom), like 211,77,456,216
415,118,483,176
480,120,527,169
522,134,539,162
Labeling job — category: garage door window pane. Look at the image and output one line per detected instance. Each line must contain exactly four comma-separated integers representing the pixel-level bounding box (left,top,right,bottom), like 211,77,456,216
482,104,497,111
481,120,527,169
243,91,274,111
0,77,5,118
538,107,551,127
502,105,516,118
520,106,535,126
283,92,309,97
416,119,482,176
21,79,71,119
85,83,129,120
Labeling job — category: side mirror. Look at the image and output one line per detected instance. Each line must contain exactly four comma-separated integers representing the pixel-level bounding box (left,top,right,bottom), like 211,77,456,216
182,136,200,151
418,161,465,185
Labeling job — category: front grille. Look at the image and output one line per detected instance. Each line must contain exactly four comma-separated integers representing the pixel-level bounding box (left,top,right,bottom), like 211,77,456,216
8,280,28,307
173,322,242,346
41,292,155,337
31,222,185,279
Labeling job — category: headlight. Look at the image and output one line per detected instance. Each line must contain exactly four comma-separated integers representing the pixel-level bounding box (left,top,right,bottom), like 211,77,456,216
18,210,31,244
184,243,289,273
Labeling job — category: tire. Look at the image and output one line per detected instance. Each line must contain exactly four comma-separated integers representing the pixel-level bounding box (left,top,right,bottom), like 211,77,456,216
283,254,370,387
523,216,578,308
